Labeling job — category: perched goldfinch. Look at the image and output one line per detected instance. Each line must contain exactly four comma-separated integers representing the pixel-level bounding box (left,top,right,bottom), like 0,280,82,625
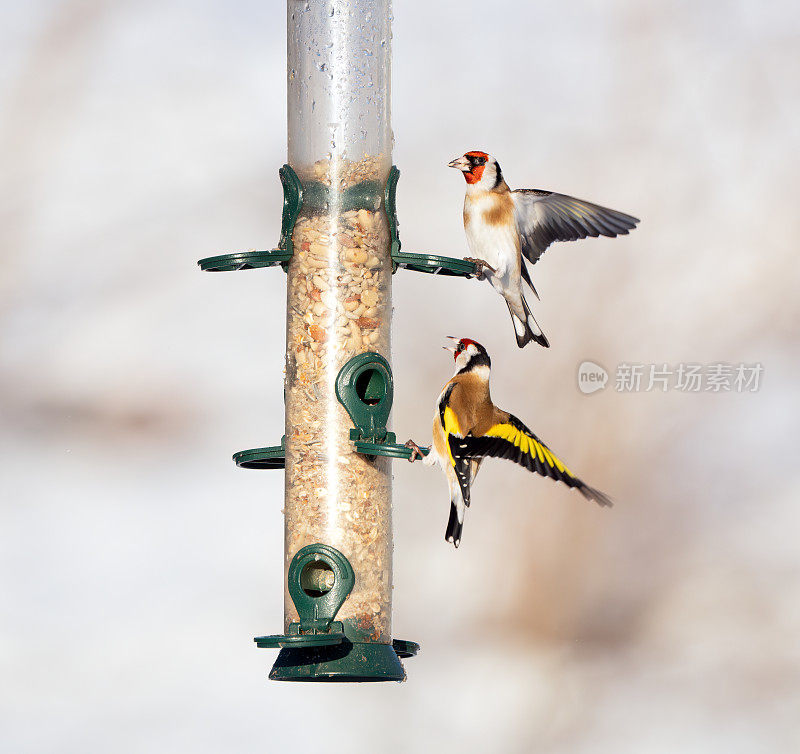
448,151,639,348
406,337,611,547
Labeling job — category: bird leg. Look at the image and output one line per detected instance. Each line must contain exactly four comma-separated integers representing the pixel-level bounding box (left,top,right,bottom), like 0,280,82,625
404,439,428,463
464,257,496,279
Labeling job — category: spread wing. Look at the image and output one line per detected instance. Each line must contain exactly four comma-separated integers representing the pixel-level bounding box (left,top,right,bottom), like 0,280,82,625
455,414,612,507
511,189,639,266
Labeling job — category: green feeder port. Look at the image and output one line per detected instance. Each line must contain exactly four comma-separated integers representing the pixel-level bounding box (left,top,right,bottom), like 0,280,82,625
336,352,394,444
256,544,415,682
228,356,430,467
336,352,428,460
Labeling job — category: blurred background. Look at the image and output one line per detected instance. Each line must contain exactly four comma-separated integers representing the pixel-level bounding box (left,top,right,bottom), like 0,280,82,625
2,0,799,751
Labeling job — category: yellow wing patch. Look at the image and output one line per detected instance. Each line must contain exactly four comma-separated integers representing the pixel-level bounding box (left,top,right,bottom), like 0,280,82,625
485,422,522,443
443,406,461,466
485,422,573,476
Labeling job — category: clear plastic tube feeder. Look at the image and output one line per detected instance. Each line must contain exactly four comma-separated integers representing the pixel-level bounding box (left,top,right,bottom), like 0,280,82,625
269,0,413,681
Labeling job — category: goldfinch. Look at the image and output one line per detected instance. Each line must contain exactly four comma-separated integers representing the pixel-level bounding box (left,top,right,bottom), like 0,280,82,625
406,337,611,548
448,151,639,348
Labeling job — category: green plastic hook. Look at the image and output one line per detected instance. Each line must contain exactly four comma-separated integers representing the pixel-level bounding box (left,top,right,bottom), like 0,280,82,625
197,164,303,272
277,164,303,259
384,165,478,277
385,165,402,259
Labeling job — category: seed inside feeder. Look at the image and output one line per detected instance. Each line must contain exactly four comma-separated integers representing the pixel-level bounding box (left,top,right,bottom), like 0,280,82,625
284,155,393,644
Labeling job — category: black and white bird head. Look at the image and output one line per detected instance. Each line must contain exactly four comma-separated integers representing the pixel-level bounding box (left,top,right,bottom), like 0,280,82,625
444,337,492,376
448,150,504,191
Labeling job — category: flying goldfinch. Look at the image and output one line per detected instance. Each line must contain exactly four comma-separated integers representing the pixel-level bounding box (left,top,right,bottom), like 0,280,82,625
406,337,611,547
448,151,639,348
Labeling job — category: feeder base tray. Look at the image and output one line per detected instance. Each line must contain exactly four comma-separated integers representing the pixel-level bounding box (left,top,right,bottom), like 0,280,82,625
269,638,411,683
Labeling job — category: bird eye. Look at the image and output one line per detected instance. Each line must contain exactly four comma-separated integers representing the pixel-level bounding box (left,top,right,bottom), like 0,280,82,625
476,157,485,165
457,343,465,352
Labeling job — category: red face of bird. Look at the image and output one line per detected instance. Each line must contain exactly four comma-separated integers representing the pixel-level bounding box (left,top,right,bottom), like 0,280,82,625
447,151,502,189
445,336,492,373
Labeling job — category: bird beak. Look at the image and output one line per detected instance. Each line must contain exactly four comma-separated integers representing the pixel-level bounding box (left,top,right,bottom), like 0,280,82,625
448,156,470,172
443,335,459,353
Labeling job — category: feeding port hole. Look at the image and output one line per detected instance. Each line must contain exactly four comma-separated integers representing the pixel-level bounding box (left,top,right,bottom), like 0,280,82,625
300,560,335,597
355,368,386,406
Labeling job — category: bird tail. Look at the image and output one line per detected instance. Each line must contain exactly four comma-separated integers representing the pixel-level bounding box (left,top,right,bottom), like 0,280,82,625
507,297,549,349
445,502,463,548
445,472,467,548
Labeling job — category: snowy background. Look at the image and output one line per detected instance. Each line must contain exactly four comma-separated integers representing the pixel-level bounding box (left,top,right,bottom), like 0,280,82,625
2,0,799,751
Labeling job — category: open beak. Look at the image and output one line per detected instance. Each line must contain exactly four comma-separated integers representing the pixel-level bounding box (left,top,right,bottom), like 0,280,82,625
448,156,470,172
443,335,459,353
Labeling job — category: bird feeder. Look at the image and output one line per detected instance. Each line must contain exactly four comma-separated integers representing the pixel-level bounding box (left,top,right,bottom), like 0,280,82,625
198,0,468,682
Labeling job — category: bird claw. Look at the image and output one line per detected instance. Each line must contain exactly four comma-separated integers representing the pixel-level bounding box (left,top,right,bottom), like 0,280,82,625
464,257,495,279
405,439,424,463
